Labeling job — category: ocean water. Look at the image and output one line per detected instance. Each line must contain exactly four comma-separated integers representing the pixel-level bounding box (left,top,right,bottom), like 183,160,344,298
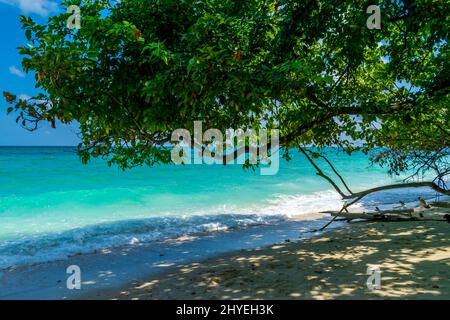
0,147,443,269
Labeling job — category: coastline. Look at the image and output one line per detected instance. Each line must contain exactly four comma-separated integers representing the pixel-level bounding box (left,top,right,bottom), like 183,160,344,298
2,207,449,300
0,213,342,300
86,219,450,300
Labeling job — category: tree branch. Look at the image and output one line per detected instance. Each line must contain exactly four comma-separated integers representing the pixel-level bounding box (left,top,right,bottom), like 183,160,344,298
299,147,348,198
305,150,354,195
346,181,450,200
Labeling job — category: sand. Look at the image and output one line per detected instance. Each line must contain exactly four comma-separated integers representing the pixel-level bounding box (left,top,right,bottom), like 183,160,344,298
90,220,450,300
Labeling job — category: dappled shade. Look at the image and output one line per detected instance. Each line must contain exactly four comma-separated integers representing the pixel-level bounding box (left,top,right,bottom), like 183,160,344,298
97,221,450,300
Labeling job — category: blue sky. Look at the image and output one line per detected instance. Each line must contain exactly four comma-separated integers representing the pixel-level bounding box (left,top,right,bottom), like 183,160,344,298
0,0,79,146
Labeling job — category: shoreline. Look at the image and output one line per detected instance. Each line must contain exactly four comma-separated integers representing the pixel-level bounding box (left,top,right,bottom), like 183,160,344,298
0,211,333,271
0,213,341,300
86,219,450,300
2,207,449,300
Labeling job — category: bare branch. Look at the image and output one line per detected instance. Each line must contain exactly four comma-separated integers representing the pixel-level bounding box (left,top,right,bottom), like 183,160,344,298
299,147,348,198
305,149,354,195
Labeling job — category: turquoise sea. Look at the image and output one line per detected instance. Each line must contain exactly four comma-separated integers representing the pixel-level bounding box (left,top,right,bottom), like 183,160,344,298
0,147,442,269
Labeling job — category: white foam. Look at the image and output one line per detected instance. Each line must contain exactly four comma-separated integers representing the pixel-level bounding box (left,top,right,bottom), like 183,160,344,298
1,187,445,270
0,213,287,269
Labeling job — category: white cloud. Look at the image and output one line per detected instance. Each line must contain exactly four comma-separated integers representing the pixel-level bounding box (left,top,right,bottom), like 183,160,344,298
18,93,49,106
0,0,58,17
9,65,26,78
18,93,31,100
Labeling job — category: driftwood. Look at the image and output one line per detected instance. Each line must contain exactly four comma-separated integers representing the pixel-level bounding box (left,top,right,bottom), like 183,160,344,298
322,206,450,222
432,202,450,208
325,211,415,221
330,213,417,221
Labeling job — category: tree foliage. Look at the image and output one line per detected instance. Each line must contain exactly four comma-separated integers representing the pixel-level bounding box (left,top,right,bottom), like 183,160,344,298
3,0,449,182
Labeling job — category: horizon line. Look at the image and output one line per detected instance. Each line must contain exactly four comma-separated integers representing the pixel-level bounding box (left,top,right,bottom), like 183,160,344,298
0,145,78,147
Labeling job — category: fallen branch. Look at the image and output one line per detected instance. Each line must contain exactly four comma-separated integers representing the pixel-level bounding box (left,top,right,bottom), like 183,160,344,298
326,211,415,221
324,206,450,222
432,202,450,208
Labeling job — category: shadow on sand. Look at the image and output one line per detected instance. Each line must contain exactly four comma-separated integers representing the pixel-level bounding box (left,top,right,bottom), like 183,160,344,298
99,221,450,300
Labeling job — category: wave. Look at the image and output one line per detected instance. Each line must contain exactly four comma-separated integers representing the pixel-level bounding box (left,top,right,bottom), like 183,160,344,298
0,189,350,270
1,186,446,270
0,213,292,270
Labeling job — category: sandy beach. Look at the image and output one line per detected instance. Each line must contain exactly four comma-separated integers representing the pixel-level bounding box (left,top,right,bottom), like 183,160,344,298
0,0,448,305
89,219,450,300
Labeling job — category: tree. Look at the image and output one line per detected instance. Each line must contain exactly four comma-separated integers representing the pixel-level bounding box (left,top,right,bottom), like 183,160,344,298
3,0,449,194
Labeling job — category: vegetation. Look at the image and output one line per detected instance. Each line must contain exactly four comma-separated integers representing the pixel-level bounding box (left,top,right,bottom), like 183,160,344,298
3,0,449,194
